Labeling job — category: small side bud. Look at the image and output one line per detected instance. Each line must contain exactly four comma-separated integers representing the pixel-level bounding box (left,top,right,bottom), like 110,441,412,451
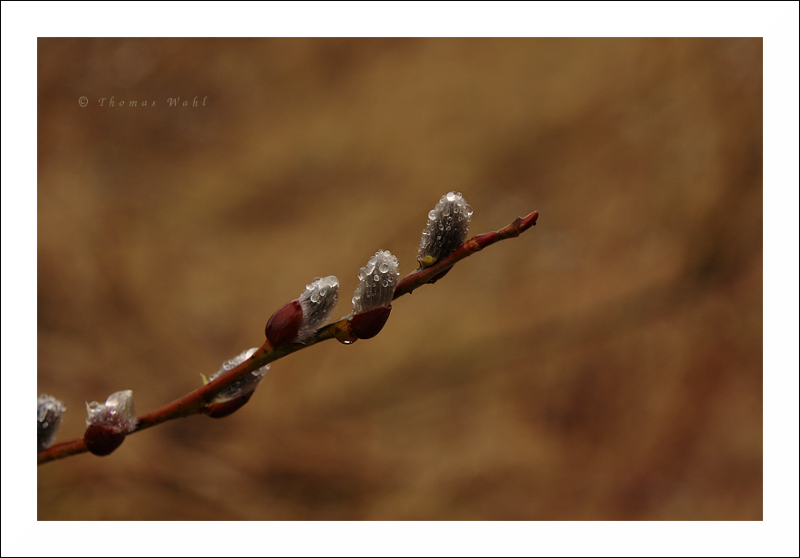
297,276,339,342
202,347,269,419
83,390,137,456
350,250,399,339
265,300,303,347
38,394,66,452
418,191,472,268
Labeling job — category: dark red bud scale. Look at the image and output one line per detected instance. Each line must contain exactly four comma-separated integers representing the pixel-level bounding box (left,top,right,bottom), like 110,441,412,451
350,305,392,339
83,424,126,456
202,390,255,419
265,300,303,347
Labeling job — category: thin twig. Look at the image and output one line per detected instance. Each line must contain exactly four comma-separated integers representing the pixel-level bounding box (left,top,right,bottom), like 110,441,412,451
37,211,538,465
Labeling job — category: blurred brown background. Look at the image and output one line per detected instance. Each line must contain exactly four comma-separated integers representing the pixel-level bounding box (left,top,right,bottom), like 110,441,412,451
37,38,762,520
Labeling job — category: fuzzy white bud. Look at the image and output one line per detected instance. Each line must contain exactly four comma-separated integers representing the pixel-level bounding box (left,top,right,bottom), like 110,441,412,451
205,347,269,403
418,191,473,267
38,394,66,451
297,276,339,342
85,390,137,433
352,250,399,314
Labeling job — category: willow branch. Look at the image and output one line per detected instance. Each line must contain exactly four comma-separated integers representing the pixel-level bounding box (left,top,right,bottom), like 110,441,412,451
38,211,538,465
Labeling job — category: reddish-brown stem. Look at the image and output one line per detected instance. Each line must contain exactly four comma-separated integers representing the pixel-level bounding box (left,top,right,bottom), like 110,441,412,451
37,211,538,465
37,438,87,464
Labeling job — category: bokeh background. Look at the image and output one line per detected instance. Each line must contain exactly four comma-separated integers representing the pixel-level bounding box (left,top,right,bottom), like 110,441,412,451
37,38,762,520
